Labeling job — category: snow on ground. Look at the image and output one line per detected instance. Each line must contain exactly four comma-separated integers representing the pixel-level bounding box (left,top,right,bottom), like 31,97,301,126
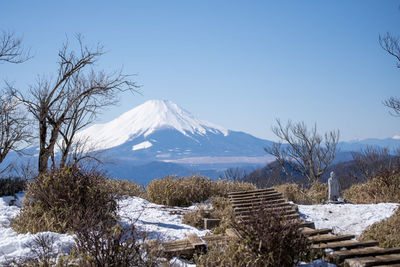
118,197,209,242
298,203,399,237
0,193,208,264
0,192,398,266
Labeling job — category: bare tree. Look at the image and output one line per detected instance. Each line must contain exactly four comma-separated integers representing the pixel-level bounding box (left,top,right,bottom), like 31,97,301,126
381,33,400,115
352,146,400,180
0,31,30,64
12,35,139,173
0,31,31,173
265,119,339,185
0,91,32,171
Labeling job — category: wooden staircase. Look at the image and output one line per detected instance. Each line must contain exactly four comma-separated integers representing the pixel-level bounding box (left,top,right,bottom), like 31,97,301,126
154,188,400,266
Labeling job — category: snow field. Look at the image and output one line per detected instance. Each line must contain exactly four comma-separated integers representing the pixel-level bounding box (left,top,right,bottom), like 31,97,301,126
0,192,398,265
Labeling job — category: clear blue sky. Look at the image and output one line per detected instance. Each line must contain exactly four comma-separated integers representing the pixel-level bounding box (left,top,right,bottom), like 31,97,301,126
1,1,400,141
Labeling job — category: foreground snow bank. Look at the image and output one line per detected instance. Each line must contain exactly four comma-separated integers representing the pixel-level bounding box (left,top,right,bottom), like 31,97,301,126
118,197,209,242
0,194,208,263
298,203,399,237
0,192,398,266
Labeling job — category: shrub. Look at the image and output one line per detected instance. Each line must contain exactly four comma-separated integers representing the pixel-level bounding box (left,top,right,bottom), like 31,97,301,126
12,166,118,234
0,177,25,197
197,206,310,266
73,219,160,267
211,179,257,197
274,182,327,204
146,175,257,207
344,173,400,204
359,206,400,248
182,197,234,233
146,175,213,206
105,178,145,198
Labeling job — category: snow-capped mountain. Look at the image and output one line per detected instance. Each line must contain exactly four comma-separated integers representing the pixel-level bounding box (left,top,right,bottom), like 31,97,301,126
76,100,273,164
76,100,229,151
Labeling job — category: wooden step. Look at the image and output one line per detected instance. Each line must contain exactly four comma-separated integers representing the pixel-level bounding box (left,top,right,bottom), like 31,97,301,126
234,208,298,217
312,240,379,250
231,198,286,208
309,234,355,244
300,221,315,229
228,188,275,196
230,194,285,204
233,202,293,212
236,213,300,222
229,191,282,200
344,253,400,267
326,246,400,265
301,227,332,236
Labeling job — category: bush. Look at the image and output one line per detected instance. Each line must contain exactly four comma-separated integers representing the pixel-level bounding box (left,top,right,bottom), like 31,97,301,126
182,196,234,233
359,206,400,248
211,179,257,197
12,166,118,234
196,206,310,266
0,177,25,197
274,182,327,204
73,219,160,267
105,178,145,198
146,175,257,207
146,175,213,207
344,173,400,204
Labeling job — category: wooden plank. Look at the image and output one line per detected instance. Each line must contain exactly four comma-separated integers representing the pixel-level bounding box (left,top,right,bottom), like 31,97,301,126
327,246,400,264
236,213,300,222
234,207,298,216
344,253,400,267
300,221,315,229
202,234,229,243
228,188,275,196
229,192,282,200
233,202,293,212
187,234,204,248
312,240,379,250
231,198,286,208
232,200,289,209
230,194,284,203
301,227,332,236
309,233,355,244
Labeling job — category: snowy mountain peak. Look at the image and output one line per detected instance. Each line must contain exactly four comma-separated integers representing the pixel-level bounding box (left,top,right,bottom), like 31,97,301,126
76,100,228,151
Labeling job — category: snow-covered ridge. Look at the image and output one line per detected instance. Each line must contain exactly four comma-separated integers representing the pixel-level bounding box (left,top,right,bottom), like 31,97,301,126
75,100,228,151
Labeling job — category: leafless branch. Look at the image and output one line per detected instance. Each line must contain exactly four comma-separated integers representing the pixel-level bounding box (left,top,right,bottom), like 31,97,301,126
265,119,339,184
0,30,31,64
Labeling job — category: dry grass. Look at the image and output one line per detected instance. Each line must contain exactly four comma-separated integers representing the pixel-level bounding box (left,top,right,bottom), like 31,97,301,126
0,177,25,197
105,178,145,198
146,175,257,207
12,167,118,234
344,173,400,204
274,182,328,204
359,206,400,248
182,196,234,233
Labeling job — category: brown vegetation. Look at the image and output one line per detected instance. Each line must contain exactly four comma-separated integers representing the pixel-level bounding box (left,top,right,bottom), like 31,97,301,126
274,182,328,204
196,206,311,266
12,166,117,234
146,175,257,207
359,206,400,248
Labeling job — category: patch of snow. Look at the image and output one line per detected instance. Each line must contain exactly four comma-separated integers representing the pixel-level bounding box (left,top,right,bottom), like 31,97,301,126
118,197,209,242
298,203,399,237
75,100,229,151
0,194,208,264
132,141,153,151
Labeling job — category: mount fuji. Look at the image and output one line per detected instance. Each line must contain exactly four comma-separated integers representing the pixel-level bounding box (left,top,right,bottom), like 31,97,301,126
74,100,274,182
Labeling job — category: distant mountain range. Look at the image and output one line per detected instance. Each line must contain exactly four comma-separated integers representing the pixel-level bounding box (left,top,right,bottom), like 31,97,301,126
3,100,400,184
